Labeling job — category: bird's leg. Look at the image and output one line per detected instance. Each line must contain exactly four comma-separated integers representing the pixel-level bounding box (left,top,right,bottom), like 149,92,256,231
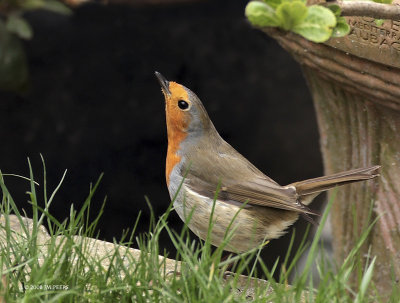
221,252,237,279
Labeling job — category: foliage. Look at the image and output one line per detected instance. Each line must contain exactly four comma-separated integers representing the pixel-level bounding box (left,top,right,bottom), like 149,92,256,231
372,0,393,3
0,0,71,92
0,20,29,92
245,0,350,43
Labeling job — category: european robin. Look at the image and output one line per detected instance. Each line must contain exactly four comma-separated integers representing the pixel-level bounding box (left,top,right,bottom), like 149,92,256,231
155,71,380,253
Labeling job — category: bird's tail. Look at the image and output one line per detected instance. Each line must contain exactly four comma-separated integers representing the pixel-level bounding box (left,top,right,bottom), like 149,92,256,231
289,165,380,206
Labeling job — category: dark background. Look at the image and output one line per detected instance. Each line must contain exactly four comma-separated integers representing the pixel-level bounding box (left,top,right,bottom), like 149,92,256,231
0,0,323,276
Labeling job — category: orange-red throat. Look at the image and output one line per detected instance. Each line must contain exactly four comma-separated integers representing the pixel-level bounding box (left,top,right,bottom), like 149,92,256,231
163,82,190,186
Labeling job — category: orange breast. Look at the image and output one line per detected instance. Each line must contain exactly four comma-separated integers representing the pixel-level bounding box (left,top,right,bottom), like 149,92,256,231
166,132,186,186
165,82,190,186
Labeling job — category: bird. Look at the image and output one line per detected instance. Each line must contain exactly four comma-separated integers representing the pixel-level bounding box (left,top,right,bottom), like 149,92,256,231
155,71,380,253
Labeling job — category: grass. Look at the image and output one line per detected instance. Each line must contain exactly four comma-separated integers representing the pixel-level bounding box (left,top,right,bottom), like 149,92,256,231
0,159,398,302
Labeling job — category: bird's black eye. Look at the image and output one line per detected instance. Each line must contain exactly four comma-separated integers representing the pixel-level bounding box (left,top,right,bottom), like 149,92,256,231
178,100,189,110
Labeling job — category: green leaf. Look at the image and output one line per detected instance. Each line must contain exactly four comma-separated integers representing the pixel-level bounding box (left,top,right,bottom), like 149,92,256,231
293,23,332,43
19,0,46,10
276,1,308,31
354,257,376,303
6,15,33,40
245,1,280,27
372,0,392,3
375,19,384,26
305,5,336,29
332,17,350,37
262,0,282,9
20,0,72,15
42,0,72,15
293,5,336,43
0,20,30,92
327,4,341,16
281,0,306,3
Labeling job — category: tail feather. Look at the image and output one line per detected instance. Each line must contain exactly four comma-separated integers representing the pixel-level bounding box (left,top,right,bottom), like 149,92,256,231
289,165,380,197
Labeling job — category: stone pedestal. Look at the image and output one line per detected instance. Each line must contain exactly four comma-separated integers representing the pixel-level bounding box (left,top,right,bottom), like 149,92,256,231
263,12,400,296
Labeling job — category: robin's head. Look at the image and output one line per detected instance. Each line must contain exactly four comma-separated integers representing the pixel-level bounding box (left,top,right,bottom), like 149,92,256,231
155,72,213,137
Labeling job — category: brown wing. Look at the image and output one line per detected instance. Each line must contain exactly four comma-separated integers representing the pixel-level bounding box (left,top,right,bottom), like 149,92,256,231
183,137,313,214
186,175,314,214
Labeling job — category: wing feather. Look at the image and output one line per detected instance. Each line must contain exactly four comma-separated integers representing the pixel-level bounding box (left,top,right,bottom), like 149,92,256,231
183,137,315,214
186,177,315,214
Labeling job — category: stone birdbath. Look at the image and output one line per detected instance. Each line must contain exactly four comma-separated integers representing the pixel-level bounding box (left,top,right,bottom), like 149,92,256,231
251,0,400,297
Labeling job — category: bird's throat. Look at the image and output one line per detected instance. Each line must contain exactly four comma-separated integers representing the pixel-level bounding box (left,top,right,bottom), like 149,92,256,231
166,128,187,186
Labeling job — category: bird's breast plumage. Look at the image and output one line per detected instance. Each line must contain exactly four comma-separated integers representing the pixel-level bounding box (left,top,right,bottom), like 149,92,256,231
165,130,186,186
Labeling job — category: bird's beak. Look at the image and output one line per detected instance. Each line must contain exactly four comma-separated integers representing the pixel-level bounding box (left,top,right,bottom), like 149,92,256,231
155,71,171,96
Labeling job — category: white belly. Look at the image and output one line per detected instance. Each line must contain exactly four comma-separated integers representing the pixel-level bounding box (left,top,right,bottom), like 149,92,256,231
172,185,298,253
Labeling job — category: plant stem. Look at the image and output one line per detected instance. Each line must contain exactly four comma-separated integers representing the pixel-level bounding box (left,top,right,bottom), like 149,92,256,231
326,1,400,21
